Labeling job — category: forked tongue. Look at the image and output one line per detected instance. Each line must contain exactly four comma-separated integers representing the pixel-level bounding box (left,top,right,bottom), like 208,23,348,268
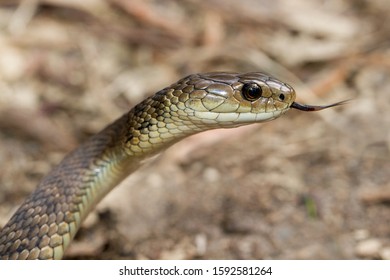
291,100,349,111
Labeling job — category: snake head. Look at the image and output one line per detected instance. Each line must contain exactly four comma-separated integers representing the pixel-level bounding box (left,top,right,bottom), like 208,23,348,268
172,72,296,127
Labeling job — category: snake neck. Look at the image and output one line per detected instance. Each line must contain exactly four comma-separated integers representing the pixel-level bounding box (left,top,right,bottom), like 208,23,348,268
122,92,204,158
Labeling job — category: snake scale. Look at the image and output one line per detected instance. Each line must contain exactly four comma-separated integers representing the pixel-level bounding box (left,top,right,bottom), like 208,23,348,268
0,72,345,259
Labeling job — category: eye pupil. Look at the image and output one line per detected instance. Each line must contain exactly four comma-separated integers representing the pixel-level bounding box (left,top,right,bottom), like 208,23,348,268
279,94,285,101
242,83,262,101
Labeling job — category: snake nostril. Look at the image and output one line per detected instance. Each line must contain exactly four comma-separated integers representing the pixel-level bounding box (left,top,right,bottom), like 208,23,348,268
279,93,285,101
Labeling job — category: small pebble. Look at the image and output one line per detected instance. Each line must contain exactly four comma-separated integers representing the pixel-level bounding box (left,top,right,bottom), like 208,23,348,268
355,238,381,258
353,229,370,241
380,247,390,260
203,167,220,183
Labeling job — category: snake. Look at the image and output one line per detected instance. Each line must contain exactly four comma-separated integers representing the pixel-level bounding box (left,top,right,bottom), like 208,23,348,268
0,72,345,260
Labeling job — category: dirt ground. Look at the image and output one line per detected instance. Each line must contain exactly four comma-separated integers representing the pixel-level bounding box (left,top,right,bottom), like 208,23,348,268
0,0,389,260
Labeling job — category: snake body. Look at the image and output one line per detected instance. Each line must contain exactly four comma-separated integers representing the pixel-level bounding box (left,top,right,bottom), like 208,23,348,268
0,72,342,259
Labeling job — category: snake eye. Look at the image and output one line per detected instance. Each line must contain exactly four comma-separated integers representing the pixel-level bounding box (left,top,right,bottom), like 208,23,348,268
279,93,285,101
242,83,263,101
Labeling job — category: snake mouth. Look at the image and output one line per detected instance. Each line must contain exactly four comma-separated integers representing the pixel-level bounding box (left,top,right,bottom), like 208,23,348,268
291,100,349,112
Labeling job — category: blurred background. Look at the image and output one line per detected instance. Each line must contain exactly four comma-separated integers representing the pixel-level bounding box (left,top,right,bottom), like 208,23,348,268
0,0,389,259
